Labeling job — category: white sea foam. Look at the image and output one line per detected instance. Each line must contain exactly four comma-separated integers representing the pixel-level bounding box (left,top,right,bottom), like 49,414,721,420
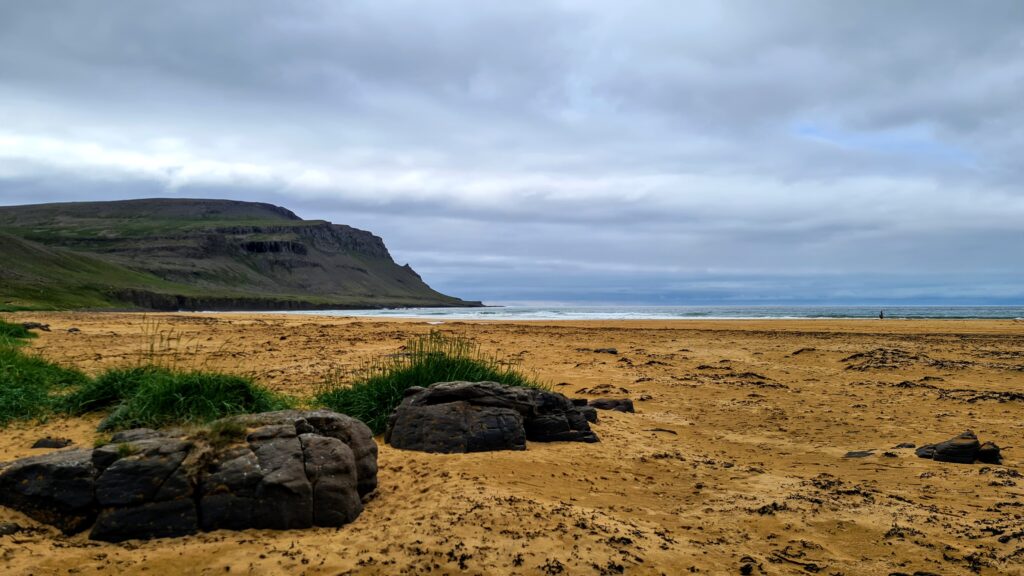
243,305,1024,321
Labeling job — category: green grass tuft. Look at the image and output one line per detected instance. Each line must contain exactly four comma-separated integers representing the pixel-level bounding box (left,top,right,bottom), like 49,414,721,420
63,365,292,431
0,345,90,425
0,318,36,342
61,366,153,415
314,331,545,434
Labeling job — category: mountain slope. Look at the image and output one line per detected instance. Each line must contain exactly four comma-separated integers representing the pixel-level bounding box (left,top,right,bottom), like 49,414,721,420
0,199,478,311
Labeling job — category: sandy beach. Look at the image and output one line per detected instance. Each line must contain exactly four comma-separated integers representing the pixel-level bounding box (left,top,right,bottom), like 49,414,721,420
1,312,1022,575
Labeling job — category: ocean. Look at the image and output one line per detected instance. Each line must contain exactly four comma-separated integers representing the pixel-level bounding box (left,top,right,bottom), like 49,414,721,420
263,305,1024,320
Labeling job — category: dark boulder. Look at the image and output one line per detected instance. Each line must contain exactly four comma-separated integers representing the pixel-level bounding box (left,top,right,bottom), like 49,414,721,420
386,381,599,454
0,448,97,533
916,430,1001,464
20,322,50,332
589,398,635,413
31,437,73,449
386,401,525,453
915,430,979,463
229,410,378,498
197,414,375,535
0,410,377,542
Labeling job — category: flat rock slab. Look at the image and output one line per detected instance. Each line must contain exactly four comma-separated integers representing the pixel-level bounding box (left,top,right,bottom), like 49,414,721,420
0,410,377,542
31,437,73,449
20,322,50,332
589,398,635,413
386,381,599,453
916,430,1002,464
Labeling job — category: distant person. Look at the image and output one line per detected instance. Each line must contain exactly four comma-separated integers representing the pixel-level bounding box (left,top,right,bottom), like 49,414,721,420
879,310,884,320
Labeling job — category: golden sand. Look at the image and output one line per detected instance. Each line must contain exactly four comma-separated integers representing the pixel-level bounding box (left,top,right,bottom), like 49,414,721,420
1,313,1022,575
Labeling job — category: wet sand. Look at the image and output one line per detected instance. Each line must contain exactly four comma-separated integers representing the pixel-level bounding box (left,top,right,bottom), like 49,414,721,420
1,312,1023,575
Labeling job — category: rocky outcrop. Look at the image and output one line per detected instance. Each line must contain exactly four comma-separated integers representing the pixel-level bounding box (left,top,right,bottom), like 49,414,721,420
915,430,1002,464
385,382,599,453
0,411,377,542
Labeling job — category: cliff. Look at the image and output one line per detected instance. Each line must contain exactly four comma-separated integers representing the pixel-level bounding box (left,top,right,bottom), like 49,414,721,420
0,199,479,311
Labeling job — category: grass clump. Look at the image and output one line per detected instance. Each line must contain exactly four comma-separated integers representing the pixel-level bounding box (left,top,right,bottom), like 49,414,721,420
0,319,34,339
315,331,544,434
0,318,35,344
64,365,291,431
61,365,152,415
0,345,89,425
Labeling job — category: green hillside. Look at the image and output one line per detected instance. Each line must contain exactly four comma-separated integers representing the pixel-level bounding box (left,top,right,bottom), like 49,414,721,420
0,199,478,311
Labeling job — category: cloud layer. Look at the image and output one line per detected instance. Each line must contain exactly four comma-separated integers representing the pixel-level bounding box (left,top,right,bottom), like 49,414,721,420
1,1,1022,303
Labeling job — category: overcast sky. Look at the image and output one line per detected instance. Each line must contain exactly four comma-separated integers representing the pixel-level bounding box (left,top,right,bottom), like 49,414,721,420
1,2,1023,304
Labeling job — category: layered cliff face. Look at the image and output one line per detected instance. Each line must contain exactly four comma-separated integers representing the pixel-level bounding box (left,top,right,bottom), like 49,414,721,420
0,199,477,311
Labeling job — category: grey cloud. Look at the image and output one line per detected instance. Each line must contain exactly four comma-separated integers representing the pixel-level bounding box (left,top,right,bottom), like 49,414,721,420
1,1,1022,304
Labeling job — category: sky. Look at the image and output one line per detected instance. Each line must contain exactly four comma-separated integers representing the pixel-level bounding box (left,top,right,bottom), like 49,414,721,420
1,1,1023,305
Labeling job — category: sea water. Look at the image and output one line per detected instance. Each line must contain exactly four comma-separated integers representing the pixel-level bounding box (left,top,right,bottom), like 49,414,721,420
261,305,1024,320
